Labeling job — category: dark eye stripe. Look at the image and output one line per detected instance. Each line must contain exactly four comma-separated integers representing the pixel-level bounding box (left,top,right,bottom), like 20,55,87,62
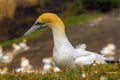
35,22,44,25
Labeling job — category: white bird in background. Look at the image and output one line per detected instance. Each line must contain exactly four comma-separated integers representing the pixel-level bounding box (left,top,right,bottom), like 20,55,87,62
20,57,32,69
18,38,29,51
0,67,8,74
100,43,116,56
42,56,60,72
43,63,52,72
100,43,116,61
0,45,3,60
1,53,13,63
42,57,53,64
52,66,60,72
15,57,32,73
24,13,106,69
12,43,21,53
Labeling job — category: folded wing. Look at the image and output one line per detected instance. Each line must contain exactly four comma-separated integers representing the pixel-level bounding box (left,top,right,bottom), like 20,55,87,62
73,48,106,66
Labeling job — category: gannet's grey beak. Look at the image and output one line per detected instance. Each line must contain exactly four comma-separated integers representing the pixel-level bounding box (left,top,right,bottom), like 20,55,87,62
24,22,44,36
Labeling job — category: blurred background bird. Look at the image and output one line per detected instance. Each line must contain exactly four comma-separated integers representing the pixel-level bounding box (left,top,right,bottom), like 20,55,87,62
0,67,8,74
100,43,116,61
15,57,32,73
12,43,21,53
1,53,13,63
18,38,29,51
42,56,60,73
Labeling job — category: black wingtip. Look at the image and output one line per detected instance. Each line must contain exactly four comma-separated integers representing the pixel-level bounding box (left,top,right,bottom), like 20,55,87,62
105,60,120,64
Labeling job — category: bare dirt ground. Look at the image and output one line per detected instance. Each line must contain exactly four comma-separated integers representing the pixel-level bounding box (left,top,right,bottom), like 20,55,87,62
2,9,120,70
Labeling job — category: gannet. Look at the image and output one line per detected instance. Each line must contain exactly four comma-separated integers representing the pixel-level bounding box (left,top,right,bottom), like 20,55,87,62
100,43,116,56
20,57,32,69
15,57,32,73
0,67,8,74
43,63,52,72
42,57,53,64
42,56,60,72
100,43,116,61
52,66,60,72
1,53,13,63
24,13,106,68
18,38,29,51
12,43,21,52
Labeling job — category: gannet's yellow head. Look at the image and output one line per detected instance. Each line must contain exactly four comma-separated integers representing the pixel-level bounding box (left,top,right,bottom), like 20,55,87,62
24,13,65,36
106,43,116,50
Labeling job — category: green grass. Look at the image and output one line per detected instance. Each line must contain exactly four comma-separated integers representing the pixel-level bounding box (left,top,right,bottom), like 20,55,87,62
0,63,120,80
1,12,105,46
64,12,104,27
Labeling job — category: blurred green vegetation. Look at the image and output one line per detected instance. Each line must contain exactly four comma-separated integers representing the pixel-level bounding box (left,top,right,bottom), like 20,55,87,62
0,64,120,80
0,0,120,43
64,12,104,27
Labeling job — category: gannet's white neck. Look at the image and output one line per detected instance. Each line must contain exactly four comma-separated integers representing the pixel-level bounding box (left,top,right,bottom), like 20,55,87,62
50,24,74,51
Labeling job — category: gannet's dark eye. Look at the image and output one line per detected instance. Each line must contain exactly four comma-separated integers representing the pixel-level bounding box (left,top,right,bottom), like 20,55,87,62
34,22,44,26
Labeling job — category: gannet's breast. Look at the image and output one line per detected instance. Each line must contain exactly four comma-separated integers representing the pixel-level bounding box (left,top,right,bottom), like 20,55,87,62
53,55,75,68
53,47,75,68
